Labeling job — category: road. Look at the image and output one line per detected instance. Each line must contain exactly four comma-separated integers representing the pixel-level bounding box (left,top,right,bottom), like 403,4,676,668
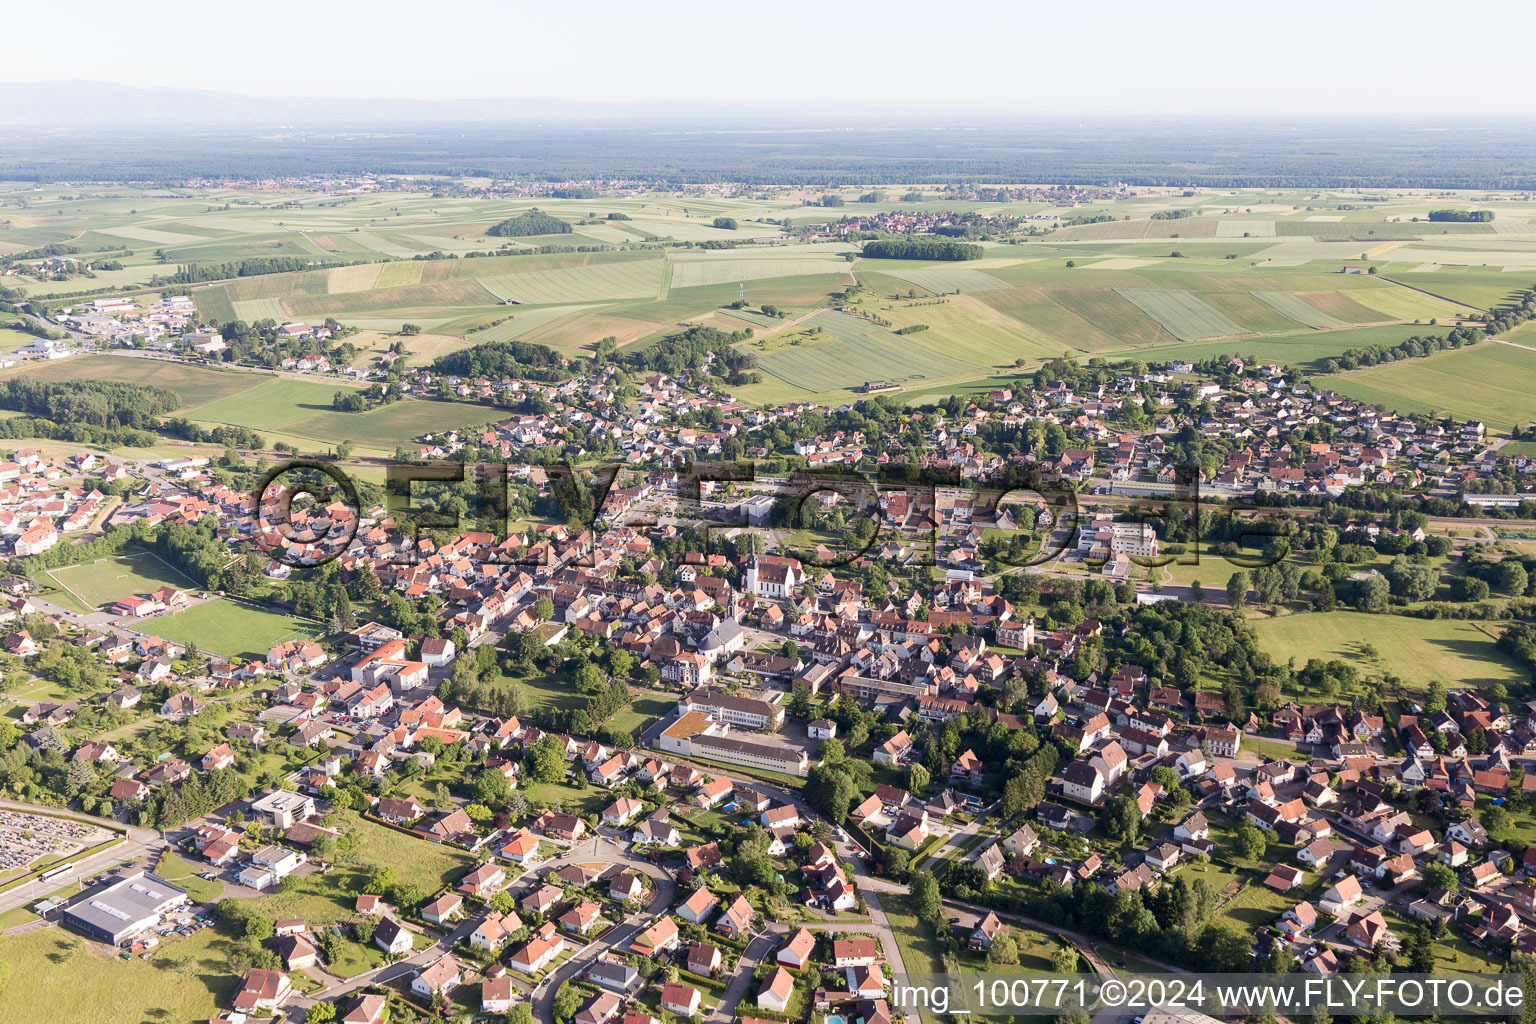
915,800,998,873
532,835,676,1024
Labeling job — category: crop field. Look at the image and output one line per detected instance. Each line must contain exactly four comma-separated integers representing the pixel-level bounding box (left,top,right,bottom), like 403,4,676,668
466,303,608,343
230,297,288,320
1216,220,1277,237
518,310,665,353
151,599,320,660
0,360,495,454
46,551,198,611
716,307,782,328
1198,291,1312,333
183,377,496,449
750,309,985,393
9,183,1532,411
1252,612,1525,694
474,259,662,304
1386,268,1535,311
1130,322,1454,370
876,293,1066,365
1326,341,1536,432
1113,288,1249,340
1050,217,1221,241
182,376,351,430
967,286,1168,351
869,262,1010,293
0,355,260,409
1249,290,1349,328
668,256,849,290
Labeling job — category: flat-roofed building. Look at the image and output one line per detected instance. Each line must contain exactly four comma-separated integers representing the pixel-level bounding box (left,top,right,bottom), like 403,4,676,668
62,872,188,945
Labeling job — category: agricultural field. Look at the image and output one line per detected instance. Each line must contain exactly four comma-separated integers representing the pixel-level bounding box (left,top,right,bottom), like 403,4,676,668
1251,611,1526,694
45,551,199,611
0,349,496,455
3,183,1530,409
0,811,472,1024
1113,288,1249,340
1249,290,1349,329
667,254,851,290
0,354,260,408
748,309,986,394
1326,340,1536,432
866,261,1010,294
0,929,231,1024
149,599,321,660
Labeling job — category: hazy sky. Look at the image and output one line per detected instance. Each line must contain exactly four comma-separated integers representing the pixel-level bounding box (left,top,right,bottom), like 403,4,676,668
9,0,1536,115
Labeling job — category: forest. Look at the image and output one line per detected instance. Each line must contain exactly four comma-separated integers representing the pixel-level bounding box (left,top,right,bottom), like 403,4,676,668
0,378,179,429
8,120,1536,188
485,209,573,236
860,239,985,261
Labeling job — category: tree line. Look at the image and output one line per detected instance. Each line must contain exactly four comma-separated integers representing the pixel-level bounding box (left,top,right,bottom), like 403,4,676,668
860,239,984,261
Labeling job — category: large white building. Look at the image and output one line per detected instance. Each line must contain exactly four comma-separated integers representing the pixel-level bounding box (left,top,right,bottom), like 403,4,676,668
62,872,188,945
1078,518,1158,560
681,688,783,731
660,711,809,777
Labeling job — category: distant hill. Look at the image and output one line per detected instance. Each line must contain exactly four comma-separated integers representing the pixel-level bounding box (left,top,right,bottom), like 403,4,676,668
0,80,748,125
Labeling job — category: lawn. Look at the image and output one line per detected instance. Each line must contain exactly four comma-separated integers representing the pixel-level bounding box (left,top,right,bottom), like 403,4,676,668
45,550,198,611
149,599,321,660
152,851,224,904
880,892,946,975
609,692,677,738
1251,611,1526,694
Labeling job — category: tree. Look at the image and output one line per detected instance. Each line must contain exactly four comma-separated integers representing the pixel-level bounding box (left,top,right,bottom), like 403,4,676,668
1226,571,1249,609
527,734,568,784
533,596,554,622
907,762,930,796
911,871,942,923
509,1004,535,1024
1356,573,1390,613
1421,861,1457,892
305,1003,338,1024
988,933,1020,965
1236,824,1267,860
476,767,512,806
804,764,856,824
553,986,582,1024
1502,561,1530,596
364,866,400,898
1050,946,1080,973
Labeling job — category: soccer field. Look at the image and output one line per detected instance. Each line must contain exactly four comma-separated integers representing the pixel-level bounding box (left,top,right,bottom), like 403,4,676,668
151,599,321,660
46,552,198,611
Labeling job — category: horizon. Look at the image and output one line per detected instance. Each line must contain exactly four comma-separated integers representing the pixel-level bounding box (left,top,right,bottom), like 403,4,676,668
6,79,1536,123
6,0,1536,117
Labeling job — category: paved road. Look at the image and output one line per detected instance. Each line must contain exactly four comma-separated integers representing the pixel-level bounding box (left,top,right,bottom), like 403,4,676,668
533,836,677,1024
916,801,997,874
